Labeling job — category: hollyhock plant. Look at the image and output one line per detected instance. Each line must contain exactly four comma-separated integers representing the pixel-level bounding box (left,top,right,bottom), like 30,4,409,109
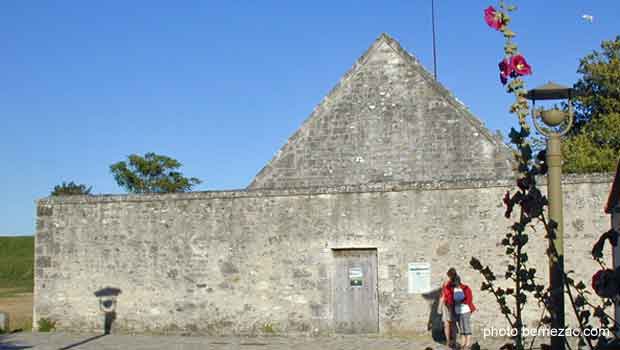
484,6,505,30
476,4,618,350
498,58,514,85
510,54,532,76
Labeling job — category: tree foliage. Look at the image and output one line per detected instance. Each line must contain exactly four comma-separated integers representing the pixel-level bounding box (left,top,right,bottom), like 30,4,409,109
563,113,620,173
563,36,620,173
51,181,92,196
573,36,620,129
110,152,202,194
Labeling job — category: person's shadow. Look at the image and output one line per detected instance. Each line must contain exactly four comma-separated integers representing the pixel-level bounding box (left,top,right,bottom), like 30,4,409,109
0,334,32,350
57,334,107,350
422,287,447,344
93,287,122,335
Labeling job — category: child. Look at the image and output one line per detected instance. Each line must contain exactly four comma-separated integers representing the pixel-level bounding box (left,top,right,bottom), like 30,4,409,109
451,275,476,349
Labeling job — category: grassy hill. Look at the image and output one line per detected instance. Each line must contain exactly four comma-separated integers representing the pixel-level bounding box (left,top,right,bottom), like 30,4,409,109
0,236,34,295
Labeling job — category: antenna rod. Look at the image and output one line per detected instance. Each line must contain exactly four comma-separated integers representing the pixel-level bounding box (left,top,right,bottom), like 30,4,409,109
431,0,438,80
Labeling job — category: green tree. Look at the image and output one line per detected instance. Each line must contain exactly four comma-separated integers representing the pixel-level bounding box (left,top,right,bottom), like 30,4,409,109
110,152,202,193
563,36,620,173
563,113,620,173
51,181,92,196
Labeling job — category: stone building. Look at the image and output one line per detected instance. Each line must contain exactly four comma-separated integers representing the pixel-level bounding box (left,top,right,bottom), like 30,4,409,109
34,34,613,336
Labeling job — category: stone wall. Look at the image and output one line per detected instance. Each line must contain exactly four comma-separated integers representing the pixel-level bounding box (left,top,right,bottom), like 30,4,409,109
34,174,613,336
249,34,513,189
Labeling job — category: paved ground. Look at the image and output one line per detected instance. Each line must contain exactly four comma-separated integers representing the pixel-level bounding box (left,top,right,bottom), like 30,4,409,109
0,332,581,350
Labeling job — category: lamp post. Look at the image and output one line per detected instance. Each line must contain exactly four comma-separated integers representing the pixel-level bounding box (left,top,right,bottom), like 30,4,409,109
526,82,574,350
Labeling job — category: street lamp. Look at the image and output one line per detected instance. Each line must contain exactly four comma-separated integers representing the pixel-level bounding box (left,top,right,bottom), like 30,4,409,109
526,82,574,350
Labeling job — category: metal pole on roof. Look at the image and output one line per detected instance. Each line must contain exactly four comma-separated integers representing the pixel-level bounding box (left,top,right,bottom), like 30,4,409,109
431,0,438,80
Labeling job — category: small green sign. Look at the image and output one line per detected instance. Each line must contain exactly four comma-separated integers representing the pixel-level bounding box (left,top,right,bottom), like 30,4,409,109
349,267,363,287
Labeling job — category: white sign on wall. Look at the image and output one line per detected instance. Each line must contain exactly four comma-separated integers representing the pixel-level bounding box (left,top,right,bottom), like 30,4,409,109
349,267,363,287
408,262,431,294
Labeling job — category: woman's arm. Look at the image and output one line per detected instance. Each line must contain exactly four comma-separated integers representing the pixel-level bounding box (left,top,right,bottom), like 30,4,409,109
465,285,476,312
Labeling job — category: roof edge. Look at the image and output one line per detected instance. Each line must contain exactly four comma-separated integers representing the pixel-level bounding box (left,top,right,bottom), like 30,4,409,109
38,172,613,206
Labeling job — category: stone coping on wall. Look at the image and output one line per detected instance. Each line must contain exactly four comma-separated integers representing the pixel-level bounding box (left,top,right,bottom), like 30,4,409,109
37,173,613,206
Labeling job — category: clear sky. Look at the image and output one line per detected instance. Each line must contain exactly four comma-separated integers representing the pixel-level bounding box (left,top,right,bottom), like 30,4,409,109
1,1,618,235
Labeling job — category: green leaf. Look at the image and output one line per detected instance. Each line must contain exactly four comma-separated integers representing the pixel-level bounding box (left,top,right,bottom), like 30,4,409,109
470,257,484,271
575,281,587,290
508,128,524,145
503,29,516,38
520,144,533,162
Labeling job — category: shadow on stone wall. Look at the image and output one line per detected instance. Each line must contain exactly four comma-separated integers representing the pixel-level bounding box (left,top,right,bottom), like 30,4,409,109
422,287,446,343
94,287,122,335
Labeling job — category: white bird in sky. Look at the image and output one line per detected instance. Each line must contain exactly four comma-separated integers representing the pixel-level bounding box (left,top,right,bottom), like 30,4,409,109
582,14,594,23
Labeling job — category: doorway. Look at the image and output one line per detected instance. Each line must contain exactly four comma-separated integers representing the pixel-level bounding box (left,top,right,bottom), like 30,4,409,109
333,248,379,333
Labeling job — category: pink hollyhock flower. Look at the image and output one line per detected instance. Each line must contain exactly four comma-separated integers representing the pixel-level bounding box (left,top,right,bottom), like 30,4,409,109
511,54,532,76
484,6,504,30
498,58,514,85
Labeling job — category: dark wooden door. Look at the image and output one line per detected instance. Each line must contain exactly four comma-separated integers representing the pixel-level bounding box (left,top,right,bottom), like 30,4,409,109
333,249,379,333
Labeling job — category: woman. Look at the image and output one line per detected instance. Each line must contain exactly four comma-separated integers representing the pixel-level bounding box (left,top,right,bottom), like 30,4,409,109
439,268,458,348
450,275,476,350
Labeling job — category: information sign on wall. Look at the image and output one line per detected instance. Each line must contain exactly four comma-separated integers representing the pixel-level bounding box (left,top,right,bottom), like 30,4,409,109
408,262,431,294
349,267,363,287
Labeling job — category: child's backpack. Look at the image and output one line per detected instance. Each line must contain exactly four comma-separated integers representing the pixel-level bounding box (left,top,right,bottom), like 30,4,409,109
453,287,465,303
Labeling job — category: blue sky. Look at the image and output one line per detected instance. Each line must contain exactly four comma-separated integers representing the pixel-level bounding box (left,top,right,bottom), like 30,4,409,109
1,1,618,235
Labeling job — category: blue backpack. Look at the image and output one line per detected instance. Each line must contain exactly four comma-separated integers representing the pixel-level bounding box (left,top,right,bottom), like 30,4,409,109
453,287,465,303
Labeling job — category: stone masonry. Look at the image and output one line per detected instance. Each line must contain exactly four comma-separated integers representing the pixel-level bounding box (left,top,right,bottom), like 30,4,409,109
34,175,612,335
33,34,615,336
249,34,513,189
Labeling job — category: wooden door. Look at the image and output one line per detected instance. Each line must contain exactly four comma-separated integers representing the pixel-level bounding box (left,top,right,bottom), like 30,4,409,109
333,249,379,333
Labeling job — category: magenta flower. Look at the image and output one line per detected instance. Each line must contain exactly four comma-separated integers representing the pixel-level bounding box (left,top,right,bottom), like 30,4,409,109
484,6,505,30
511,54,532,76
498,58,513,85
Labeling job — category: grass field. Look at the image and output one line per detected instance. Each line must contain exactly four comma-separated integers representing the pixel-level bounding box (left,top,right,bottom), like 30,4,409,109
0,236,34,294
0,236,34,331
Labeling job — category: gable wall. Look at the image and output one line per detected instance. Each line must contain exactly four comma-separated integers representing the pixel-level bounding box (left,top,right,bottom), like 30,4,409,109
34,174,612,335
249,35,513,189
